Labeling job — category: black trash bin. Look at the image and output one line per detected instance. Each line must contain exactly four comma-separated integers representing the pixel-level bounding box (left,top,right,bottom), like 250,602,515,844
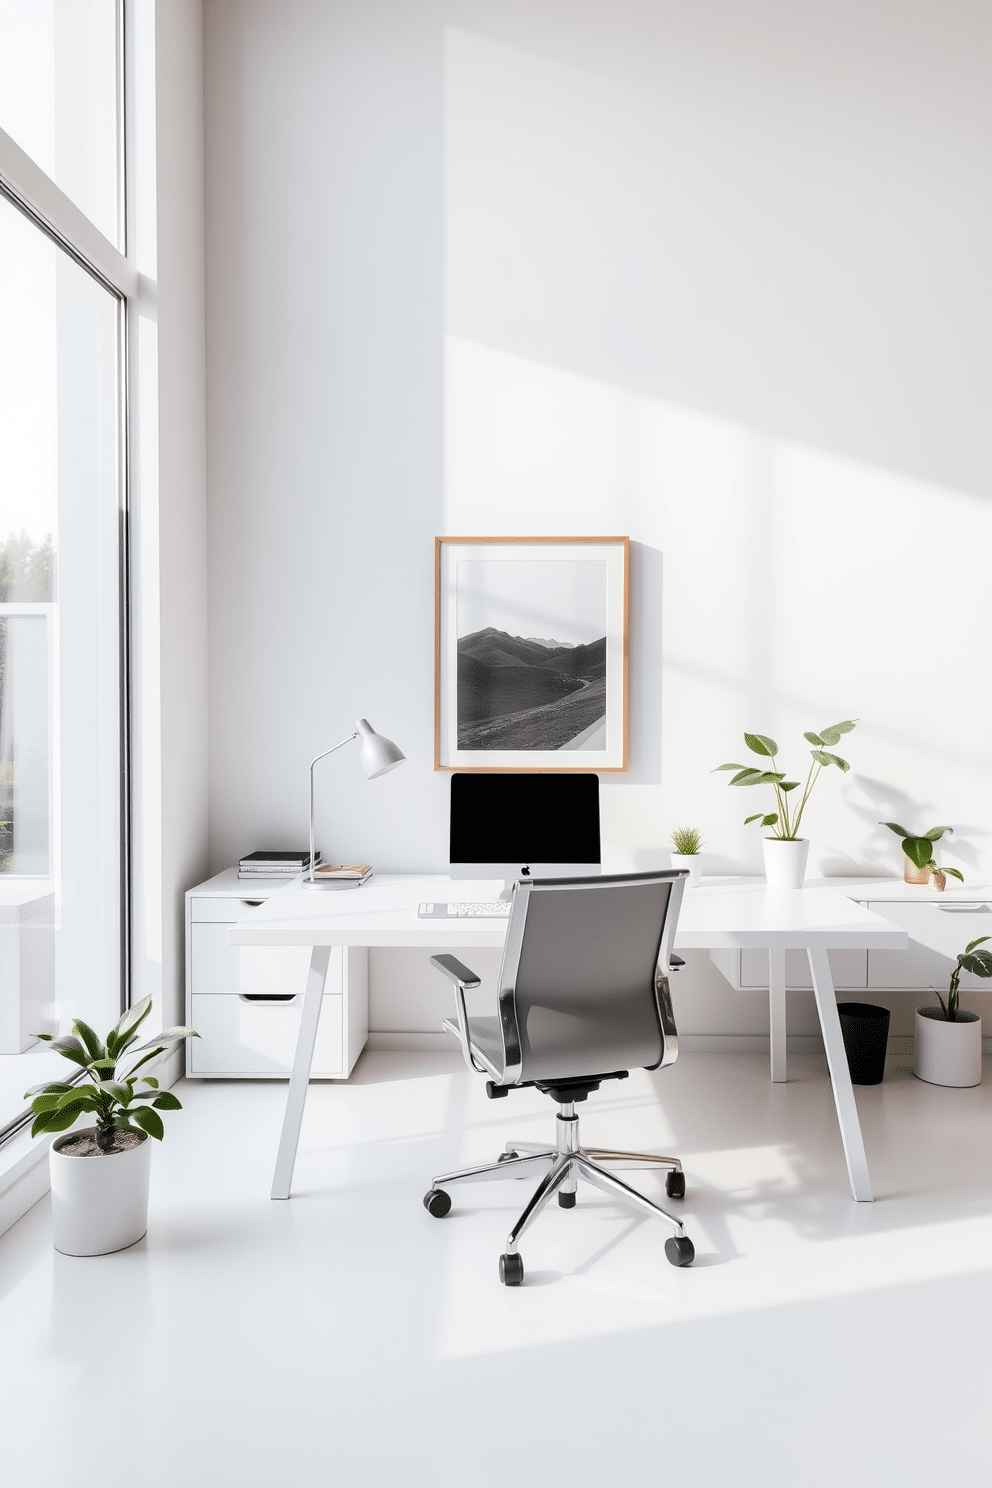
837,1002,890,1085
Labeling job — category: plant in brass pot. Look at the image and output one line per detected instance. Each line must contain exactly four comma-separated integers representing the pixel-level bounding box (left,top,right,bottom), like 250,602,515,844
714,720,856,887
880,822,963,890
24,996,198,1256
914,937,992,1087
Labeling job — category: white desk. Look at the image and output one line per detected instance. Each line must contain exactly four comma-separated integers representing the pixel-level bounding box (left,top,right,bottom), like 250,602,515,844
229,875,908,1204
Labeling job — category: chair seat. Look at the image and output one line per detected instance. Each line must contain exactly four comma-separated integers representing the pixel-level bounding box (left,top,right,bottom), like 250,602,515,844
441,1014,504,1074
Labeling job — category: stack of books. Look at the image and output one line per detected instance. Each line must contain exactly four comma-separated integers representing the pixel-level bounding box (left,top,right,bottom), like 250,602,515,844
238,850,320,881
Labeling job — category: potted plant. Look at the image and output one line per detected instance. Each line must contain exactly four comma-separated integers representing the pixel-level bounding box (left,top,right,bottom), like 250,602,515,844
914,936,991,1086
714,720,856,888
669,826,704,887
24,996,198,1256
880,822,963,890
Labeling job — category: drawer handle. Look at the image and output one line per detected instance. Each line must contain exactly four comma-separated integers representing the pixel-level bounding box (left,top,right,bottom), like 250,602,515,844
238,994,300,1005
935,904,990,913
240,900,265,908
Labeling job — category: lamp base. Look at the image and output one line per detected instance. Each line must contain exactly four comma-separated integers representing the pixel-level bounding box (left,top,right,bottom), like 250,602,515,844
301,876,368,891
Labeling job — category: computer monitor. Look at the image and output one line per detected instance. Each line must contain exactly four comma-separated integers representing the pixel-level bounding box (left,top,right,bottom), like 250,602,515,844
449,773,601,896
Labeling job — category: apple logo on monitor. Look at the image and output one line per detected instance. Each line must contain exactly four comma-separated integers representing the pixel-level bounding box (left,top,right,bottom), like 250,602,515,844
521,866,531,877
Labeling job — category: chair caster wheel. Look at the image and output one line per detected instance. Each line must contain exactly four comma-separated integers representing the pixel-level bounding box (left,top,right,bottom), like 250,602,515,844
665,1170,686,1199
499,1252,524,1286
665,1235,695,1267
423,1189,451,1218
558,1190,576,1208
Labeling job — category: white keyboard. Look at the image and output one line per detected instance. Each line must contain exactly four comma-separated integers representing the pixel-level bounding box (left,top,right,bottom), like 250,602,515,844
418,901,511,918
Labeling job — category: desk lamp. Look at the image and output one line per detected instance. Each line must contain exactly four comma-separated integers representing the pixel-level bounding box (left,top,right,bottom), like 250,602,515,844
304,718,405,889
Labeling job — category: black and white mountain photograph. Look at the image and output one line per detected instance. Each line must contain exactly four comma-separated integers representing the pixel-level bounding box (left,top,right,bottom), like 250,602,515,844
456,558,608,751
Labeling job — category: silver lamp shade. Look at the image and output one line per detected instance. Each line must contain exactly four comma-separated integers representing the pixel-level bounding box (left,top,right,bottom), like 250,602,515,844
356,718,405,779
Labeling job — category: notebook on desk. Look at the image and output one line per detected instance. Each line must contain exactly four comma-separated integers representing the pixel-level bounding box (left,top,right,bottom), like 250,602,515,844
311,863,372,884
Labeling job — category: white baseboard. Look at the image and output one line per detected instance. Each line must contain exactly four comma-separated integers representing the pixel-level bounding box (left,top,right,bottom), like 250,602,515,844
367,1030,458,1053
671,1033,991,1057
368,1030,992,1058
678,1034,825,1055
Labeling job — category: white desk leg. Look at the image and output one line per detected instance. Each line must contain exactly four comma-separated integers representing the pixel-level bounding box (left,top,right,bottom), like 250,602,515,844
271,945,331,1201
807,946,873,1202
769,948,787,1083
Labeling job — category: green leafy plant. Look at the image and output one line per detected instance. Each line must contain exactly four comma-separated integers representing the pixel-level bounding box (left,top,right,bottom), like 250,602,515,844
24,996,198,1152
933,936,992,1022
714,721,856,840
880,822,963,884
670,826,704,855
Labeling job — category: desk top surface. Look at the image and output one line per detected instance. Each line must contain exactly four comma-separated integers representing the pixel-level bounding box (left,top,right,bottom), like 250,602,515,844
227,873,909,951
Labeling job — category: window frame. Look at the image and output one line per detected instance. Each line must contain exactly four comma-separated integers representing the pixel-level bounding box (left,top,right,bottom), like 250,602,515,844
0,0,136,1147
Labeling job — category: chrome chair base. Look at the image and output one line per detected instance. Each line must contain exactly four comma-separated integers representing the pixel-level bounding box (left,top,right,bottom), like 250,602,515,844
425,1103,694,1283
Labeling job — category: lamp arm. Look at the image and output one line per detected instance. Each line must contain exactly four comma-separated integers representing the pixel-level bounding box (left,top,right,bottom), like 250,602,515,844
308,732,359,882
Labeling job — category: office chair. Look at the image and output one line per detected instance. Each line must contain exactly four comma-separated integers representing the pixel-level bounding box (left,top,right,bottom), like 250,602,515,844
423,870,693,1285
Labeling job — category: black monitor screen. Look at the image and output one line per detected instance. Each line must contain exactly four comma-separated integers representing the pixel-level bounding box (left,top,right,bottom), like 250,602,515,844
449,773,601,866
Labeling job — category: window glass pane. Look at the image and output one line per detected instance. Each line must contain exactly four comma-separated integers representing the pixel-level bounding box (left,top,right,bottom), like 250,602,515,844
0,0,120,246
0,193,121,1125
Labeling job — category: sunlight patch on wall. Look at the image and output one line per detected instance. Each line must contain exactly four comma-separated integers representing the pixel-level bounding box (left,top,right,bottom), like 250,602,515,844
445,335,992,878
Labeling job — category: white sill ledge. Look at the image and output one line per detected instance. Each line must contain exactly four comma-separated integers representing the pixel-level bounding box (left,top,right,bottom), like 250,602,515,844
0,1125,51,1240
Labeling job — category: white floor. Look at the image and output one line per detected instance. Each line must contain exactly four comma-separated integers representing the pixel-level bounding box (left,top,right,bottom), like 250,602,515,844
3,1047,992,1486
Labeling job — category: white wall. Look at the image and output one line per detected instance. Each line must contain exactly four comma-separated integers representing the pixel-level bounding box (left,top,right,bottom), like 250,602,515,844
203,0,991,1040
130,0,209,1037
154,0,210,1029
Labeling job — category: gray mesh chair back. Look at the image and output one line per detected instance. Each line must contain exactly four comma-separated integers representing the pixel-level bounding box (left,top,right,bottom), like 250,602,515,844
497,871,683,1085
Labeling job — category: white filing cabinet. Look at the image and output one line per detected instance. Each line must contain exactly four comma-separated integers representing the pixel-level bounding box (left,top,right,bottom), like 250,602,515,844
184,870,368,1078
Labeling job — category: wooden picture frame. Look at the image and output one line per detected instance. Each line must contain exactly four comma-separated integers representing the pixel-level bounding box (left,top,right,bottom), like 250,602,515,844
435,536,629,772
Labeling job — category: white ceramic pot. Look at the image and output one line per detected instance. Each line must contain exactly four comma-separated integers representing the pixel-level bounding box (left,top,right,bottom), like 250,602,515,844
762,837,810,889
49,1127,151,1256
670,852,701,888
914,1008,982,1087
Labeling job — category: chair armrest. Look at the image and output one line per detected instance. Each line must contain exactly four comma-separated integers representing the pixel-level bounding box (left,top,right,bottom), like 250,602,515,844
429,954,482,989
429,955,485,1073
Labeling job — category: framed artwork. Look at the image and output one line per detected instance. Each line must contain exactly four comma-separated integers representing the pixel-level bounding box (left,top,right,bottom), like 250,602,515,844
435,536,629,772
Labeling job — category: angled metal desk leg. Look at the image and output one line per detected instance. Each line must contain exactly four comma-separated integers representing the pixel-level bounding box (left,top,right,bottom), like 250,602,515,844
271,945,331,1200
807,945,873,1202
768,948,787,1083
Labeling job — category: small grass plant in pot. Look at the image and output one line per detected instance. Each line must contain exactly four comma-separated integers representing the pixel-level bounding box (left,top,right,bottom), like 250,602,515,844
714,721,856,888
880,822,963,890
914,936,991,1087
25,995,198,1256
670,826,704,887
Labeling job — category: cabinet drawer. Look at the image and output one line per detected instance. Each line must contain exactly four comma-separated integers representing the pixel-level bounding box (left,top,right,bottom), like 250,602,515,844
189,993,344,1076
190,923,318,996
740,948,867,989
190,895,283,924
867,902,992,990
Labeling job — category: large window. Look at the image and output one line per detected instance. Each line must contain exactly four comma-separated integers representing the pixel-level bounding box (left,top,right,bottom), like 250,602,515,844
0,0,121,245
0,4,127,1136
